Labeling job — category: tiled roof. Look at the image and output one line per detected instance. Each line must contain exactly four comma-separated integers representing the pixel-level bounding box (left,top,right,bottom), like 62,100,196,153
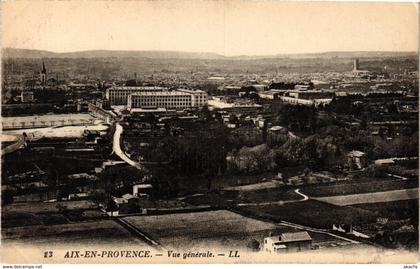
280,232,312,242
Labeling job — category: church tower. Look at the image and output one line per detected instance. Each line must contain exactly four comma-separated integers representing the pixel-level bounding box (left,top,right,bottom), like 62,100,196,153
40,61,47,85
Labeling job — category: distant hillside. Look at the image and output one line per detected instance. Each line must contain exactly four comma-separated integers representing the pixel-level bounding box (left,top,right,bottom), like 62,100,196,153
2,48,417,60
2,48,225,60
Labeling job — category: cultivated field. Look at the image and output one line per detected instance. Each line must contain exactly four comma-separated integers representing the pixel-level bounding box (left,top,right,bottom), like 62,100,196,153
301,179,418,197
2,200,97,214
240,200,378,229
314,188,418,206
4,124,109,140
352,199,419,220
184,188,300,206
2,113,97,129
2,220,144,245
123,210,286,250
122,210,351,250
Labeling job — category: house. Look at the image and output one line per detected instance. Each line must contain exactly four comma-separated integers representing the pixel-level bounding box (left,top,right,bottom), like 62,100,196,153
133,184,153,198
108,193,142,216
263,232,312,253
346,150,367,170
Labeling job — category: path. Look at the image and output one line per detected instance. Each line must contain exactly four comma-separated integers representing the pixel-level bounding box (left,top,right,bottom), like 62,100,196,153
1,134,26,155
237,188,309,207
112,123,146,171
114,218,165,251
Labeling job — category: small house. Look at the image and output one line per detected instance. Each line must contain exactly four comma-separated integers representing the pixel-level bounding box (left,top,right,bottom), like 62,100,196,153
263,232,312,253
133,184,153,198
347,150,367,170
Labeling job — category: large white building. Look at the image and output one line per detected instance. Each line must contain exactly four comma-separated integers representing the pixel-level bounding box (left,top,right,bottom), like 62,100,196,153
127,89,207,111
177,88,208,108
106,86,168,105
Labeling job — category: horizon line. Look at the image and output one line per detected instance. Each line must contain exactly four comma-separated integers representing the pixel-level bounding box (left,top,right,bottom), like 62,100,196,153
3,47,419,58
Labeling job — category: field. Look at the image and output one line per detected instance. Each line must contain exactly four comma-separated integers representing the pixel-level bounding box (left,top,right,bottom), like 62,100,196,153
2,200,104,230
2,200,97,214
4,124,109,140
301,179,418,197
239,199,379,229
124,210,291,250
184,188,301,206
2,220,144,245
314,188,418,206
122,210,352,250
2,113,97,129
352,199,418,221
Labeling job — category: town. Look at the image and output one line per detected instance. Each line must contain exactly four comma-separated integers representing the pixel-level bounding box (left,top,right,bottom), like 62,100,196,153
1,48,418,256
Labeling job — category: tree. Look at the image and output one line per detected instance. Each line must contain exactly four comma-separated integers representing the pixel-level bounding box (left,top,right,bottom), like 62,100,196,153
105,199,118,216
2,190,14,206
247,239,261,251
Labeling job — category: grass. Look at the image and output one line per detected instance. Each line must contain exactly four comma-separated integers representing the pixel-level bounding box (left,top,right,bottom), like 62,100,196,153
314,188,418,206
2,200,97,214
351,199,419,221
239,199,379,229
301,178,418,197
123,210,283,249
184,188,300,206
1,212,44,228
2,220,141,245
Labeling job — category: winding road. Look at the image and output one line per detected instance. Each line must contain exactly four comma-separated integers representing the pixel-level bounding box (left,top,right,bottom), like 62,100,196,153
112,123,147,171
236,188,309,207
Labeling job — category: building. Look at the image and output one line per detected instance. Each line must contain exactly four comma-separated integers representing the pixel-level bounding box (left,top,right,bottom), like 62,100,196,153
346,150,367,170
258,90,283,100
208,97,262,114
177,88,208,108
280,90,334,107
133,183,153,198
350,59,372,77
127,89,207,111
353,59,360,71
105,86,168,105
108,194,143,216
127,91,191,110
40,61,47,85
20,91,34,103
263,232,312,253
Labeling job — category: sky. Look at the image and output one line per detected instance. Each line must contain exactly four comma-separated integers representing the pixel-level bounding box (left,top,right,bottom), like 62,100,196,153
2,1,419,56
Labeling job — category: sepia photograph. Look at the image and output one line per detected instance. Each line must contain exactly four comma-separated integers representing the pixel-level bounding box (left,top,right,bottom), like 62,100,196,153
0,0,419,265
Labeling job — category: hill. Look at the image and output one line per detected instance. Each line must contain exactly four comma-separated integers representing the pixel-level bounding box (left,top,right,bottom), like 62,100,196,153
3,48,417,60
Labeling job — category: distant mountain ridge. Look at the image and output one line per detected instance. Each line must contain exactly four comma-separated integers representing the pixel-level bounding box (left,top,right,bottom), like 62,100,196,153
2,48,417,60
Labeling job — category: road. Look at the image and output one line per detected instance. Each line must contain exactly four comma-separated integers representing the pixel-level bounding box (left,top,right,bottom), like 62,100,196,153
114,218,165,250
236,188,309,207
112,123,147,171
1,134,26,155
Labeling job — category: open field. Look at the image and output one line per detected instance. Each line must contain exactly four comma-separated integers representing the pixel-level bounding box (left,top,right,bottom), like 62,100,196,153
2,220,144,245
301,179,418,197
2,201,105,229
4,124,109,140
352,199,419,220
223,180,283,191
240,199,378,229
124,210,287,250
1,113,97,129
122,210,351,250
2,200,97,214
184,188,300,206
314,188,418,206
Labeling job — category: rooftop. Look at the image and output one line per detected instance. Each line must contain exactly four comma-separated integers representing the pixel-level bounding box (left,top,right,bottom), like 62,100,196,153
129,91,193,96
109,86,167,91
266,232,312,243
